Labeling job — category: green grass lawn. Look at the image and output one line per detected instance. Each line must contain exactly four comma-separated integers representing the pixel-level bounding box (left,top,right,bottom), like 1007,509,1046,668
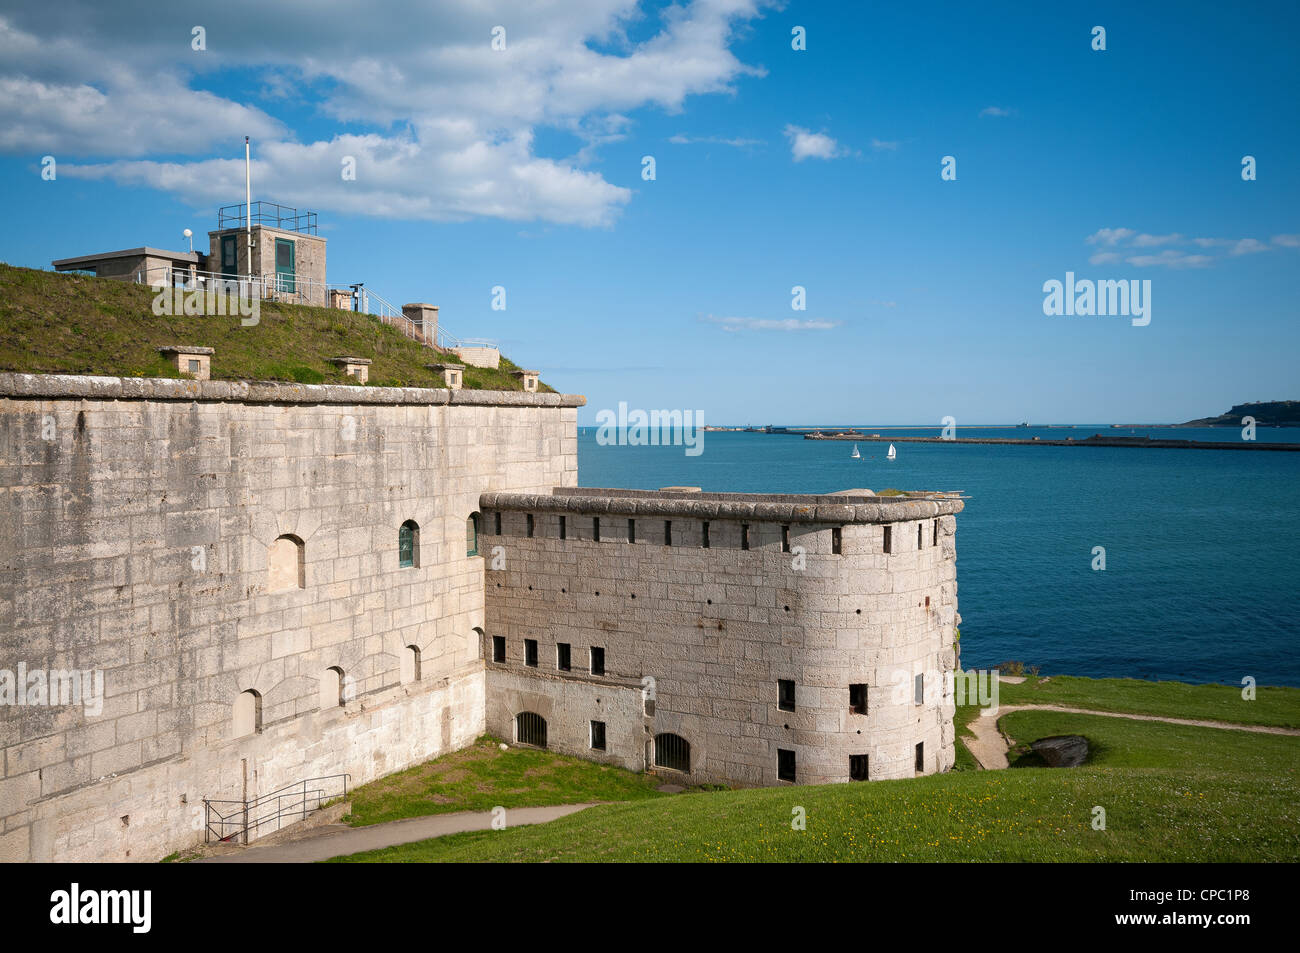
341,735,667,826
330,686,1300,863
0,262,551,391
996,675,1299,728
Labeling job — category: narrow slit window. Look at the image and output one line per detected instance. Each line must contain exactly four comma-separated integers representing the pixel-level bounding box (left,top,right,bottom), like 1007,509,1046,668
915,741,924,772
628,518,636,543
494,511,502,535
701,521,710,549
741,524,750,551
492,635,506,663
525,639,538,667
914,672,924,705
664,520,672,546
917,523,923,549
832,527,842,555
849,754,869,781
849,683,868,714
778,679,796,712
557,642,571,672
592,517,600,542
777,748,796,783
526,514,535,538
559,515,567,540
466,513,479,557
933,519,939,546
590,646,605,676
781,525,790,553
883,525,892,554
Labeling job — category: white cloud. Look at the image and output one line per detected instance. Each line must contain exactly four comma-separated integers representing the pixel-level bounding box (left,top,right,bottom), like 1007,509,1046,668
1124,250,1213,269
1229,238,1269,256
783,124,848,162
1130,232,1183,247
1088,251,1122,265
702,314,840,331
979,106,1015,118
870,138,898,151
0,1,775,226
1086,227,1136,246
1272,234,1300,247
669,133,763,147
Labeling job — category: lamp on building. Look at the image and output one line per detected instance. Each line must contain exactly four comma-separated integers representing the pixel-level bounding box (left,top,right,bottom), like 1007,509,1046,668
183,228,193,253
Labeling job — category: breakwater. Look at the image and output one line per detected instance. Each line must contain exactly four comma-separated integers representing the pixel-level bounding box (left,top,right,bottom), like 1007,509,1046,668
803,434,1300,451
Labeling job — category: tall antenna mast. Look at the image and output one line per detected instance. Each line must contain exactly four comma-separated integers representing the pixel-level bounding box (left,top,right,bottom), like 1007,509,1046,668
245,136,252,279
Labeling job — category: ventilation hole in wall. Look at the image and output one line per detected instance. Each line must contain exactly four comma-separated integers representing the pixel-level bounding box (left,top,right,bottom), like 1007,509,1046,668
856,729,862,735
783,724,789,730
707,599,712,605
595,591,600,596
631,593,636,599
120,815,130,827
561,587,567,593
925,596,931,608
528,585,533,590
855,609,862,615
784,605,790,612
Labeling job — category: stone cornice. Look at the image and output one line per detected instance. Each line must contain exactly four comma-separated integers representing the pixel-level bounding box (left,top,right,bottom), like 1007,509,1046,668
0,372,584,407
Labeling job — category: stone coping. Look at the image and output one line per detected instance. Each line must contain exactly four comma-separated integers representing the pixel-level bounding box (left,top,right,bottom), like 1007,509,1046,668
481,486,964,523
158,346,215,355
0,372,585,407
329,356,373,365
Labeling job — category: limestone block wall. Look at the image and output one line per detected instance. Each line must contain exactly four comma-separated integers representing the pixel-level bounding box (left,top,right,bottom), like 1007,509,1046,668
479,488,963,788
0,373,581,862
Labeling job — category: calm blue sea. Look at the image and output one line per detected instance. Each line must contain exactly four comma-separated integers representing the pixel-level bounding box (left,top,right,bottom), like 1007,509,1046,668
578,425,1300,687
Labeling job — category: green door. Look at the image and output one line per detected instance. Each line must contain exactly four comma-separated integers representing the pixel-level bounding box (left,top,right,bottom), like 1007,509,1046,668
220,235,238,278
275,238,295,293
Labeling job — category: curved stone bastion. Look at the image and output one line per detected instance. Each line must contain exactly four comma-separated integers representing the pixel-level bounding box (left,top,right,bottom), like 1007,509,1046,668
479,486,964,787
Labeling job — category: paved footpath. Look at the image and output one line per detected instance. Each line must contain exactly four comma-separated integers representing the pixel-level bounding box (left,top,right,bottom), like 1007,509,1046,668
198,803,596,863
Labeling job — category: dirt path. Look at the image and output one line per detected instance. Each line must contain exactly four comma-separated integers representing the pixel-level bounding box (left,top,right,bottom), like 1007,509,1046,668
194,803,596,863
963,704,1300,771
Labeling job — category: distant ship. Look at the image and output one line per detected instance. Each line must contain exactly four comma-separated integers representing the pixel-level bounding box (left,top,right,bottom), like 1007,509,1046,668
851,444,861,459
887,444,897,461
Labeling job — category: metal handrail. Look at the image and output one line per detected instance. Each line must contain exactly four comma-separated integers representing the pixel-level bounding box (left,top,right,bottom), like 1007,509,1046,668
203,773,350,845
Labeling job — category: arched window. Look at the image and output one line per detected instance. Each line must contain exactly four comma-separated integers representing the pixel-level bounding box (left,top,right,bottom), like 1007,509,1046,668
268,534,305,591
233,689,262,737
399,520,419,568
655,733,690,772
467,512,480,557
320,666,346,709
401,645,421,684
515,711,547,748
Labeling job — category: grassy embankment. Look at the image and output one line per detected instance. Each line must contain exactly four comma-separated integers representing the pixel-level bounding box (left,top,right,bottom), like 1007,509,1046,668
327,676,1299,862
0,262,552,391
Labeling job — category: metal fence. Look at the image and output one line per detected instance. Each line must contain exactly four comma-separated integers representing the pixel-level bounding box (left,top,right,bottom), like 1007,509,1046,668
203,774,350,845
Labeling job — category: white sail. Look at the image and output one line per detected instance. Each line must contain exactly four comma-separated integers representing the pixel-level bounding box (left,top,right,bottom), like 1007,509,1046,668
851,444,861,459
887,443,897,460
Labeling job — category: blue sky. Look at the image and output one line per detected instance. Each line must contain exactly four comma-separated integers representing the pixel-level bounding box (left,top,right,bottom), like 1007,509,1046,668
1,0,1296,424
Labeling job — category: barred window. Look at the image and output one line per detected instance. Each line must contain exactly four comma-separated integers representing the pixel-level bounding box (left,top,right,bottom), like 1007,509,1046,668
654,733,690,772
516,712,547,747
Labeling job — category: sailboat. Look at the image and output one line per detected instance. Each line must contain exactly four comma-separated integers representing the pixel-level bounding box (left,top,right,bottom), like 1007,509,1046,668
850,444,861,459
886,443,897,461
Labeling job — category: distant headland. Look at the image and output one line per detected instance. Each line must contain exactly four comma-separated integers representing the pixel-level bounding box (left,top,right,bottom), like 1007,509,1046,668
1176,400,1300,427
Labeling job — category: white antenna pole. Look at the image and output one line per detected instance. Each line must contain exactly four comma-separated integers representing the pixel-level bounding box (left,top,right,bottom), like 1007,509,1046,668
244,136,252,281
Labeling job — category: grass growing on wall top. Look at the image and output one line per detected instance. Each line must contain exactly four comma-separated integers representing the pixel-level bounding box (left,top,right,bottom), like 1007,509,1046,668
0,263,556,392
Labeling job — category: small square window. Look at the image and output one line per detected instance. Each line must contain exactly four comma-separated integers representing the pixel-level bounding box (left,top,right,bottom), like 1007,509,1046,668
525,639,538,667
492,635,505,663
590,720,606,751
778,679,795,712
850,754,869,781
187,359,200,374
849,683,868,714
557,643,571,672
777,748,796,783
590,646,605,676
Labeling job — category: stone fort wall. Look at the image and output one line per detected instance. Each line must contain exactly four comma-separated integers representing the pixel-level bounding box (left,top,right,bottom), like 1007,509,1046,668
479,487,963,788
0,374,579,862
